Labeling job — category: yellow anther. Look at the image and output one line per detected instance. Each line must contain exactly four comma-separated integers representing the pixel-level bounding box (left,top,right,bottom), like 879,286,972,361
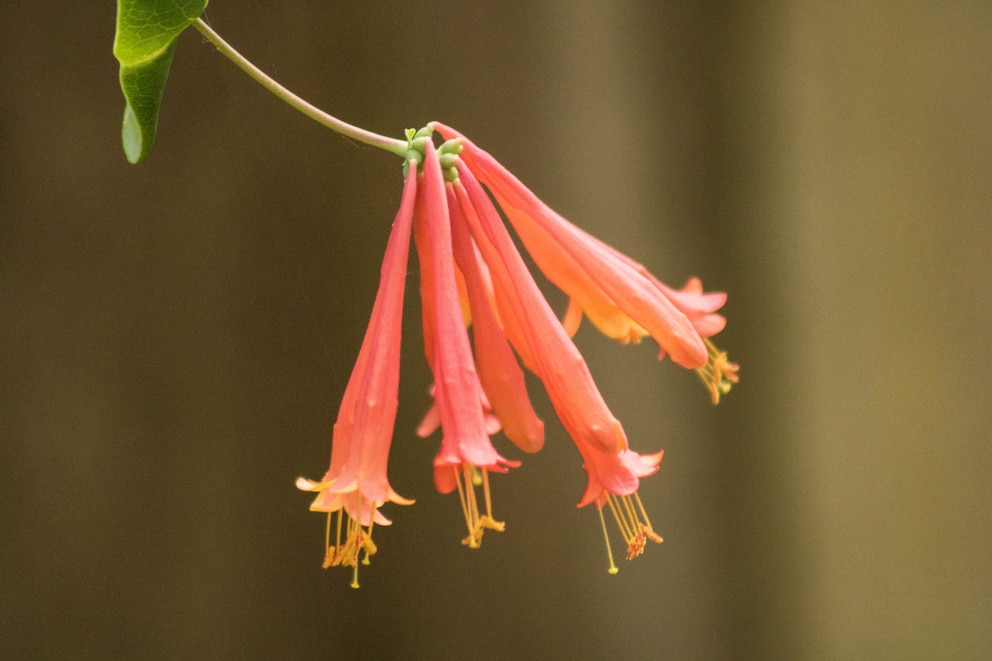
696,338,739,404
598,492,663,570
452,464,505,549
597,503,619,575
316,498,380,587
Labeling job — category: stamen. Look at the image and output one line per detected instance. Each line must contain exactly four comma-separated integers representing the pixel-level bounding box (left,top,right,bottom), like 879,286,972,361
362,518,375,566
322,543,337,569
321,511,339,569
324,511,332,558
597,503,619,575
464,463,483,548
696,338,740,404
348,522,363,587
476,471,506,541
602,491,663,564
342,512,359,567
634,492,664,544
453,463,506,549
453,465,478,548
481,468,493,518
606,494,634,545
314,494,384,588
464,464,481,527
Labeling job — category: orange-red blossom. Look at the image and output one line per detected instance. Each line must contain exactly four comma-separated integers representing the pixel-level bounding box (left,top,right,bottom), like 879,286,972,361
298,125,738,583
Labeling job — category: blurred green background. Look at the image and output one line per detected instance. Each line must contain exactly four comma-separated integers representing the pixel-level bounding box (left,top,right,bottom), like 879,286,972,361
3,2,990,659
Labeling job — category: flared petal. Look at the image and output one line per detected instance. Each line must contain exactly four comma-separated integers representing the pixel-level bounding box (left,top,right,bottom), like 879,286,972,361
653,276,727,337
576,447,664,508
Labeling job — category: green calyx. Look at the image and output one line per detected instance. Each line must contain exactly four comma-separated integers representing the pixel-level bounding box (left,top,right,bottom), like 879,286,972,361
438,139,463,182
402,126,431,175
402,127,463,181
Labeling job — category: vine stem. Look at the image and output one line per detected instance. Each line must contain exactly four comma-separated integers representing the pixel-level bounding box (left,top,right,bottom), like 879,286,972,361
192,18,409,157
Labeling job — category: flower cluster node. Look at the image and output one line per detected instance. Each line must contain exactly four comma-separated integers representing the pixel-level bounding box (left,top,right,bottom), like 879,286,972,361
298,123,738,585
403,126,435,174
403,129,463,181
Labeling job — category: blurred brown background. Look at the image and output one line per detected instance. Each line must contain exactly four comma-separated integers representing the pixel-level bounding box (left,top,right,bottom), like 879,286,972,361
3,2,990,659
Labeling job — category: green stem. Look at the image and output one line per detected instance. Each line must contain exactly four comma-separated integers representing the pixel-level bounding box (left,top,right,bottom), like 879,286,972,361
192,18,408,157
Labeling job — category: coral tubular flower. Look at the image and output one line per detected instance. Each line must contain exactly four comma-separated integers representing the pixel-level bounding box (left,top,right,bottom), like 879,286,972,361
455,167,629,458
431,122,737,387
450,161,664,567
611,264,739,403
294,164,417,588
415,139,519,549
296,122,739,581
579,446,665,573
448,187,545,455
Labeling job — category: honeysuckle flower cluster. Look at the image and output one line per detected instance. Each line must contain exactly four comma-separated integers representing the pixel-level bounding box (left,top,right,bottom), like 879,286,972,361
297,125,738,587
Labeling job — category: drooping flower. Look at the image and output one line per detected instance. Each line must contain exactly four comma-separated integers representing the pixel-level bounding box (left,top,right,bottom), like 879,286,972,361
450,161,666,568
413,139,520,549
431,121,738,399
294,163,417,588
447,190,544,455
452,166,629,457
297,123,738,582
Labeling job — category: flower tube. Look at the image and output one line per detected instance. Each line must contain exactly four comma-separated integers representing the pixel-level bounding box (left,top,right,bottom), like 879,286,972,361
416,139,519,548
295,164,417,587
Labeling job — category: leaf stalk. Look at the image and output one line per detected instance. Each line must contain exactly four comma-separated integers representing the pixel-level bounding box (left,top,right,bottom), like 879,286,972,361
192,18,408,157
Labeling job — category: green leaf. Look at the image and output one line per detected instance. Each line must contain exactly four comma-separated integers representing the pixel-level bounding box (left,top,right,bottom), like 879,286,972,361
113,0,208,163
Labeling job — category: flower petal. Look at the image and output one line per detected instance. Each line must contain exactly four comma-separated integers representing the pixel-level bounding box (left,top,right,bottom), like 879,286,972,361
454,166,628,456
311,163,418,524
449,185,545,454
418,139,519,489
